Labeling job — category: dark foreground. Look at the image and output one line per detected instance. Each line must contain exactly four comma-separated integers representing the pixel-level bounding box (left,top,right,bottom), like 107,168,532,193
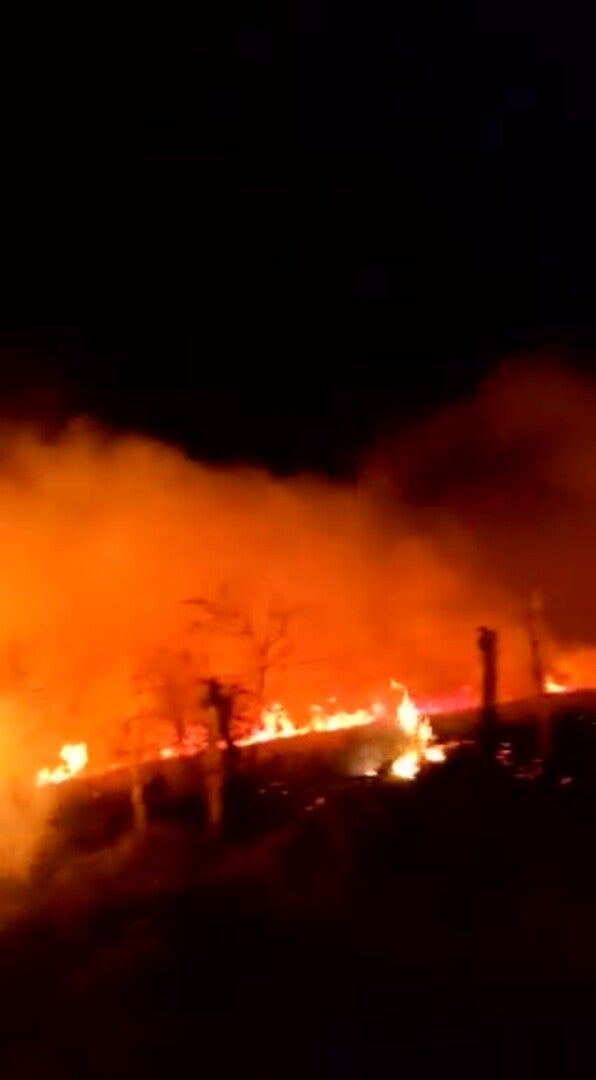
3,749,596,1078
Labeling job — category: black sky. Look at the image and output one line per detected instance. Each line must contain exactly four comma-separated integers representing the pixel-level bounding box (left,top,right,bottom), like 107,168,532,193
0,10,595,473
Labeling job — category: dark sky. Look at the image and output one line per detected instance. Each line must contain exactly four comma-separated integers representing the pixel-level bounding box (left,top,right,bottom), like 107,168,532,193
1,10,595,473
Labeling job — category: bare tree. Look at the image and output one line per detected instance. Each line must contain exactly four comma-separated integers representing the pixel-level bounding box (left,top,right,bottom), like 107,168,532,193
185,586,296,717
143,647,199,744
113,668,171,835
114,675,155,834
128,706,146,833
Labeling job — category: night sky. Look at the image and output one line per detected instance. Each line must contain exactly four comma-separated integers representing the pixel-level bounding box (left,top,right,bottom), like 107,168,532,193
1,11,596,473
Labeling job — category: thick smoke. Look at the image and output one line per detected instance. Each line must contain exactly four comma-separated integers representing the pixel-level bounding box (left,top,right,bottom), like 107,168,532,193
0,419,452,779
368,358,596,694
0,360,595,796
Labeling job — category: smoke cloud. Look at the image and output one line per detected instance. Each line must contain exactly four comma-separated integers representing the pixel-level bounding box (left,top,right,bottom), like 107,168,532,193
369,358,596,694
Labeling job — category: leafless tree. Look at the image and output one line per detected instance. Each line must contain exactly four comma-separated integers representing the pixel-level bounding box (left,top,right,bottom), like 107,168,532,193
185,585,296,715
143,647,199,744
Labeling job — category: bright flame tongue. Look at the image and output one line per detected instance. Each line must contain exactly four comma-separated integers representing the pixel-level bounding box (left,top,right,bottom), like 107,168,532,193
390,686,444,781
36,742,88,787
395,690,420,737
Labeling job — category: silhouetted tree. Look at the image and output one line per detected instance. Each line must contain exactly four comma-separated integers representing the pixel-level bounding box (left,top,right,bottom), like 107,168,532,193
145,647,199,743
185,585,297,718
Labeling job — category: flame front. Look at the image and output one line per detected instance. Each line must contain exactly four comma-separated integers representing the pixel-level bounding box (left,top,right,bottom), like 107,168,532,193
36,680,449,789
236,701,378,747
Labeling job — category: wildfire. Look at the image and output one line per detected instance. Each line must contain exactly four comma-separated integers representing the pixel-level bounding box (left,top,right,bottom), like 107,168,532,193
35,681,449,788
36,742,88,787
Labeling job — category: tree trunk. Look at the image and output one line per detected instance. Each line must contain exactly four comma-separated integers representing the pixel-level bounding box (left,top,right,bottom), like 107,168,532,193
130,712,146,833
478,627,498,767
528,590,552,769
254,660,267,714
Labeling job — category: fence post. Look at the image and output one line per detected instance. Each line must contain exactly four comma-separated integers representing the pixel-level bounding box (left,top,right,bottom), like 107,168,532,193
478,626,498,766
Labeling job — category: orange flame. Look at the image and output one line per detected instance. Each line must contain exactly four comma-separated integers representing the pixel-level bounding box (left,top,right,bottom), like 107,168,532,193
545,675,566,694
391,750,420,780
391,685,446,780
36,681,449,787
236,701,377,747
36,742,88,787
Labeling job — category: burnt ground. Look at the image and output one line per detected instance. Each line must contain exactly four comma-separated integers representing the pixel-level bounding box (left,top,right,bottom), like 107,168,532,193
2,746,596,1077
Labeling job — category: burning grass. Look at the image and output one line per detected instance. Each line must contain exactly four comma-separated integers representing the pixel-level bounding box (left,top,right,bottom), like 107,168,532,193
35,682,449,792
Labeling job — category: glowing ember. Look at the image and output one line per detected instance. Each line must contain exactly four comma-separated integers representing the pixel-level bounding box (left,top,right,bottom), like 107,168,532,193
36,742,88,787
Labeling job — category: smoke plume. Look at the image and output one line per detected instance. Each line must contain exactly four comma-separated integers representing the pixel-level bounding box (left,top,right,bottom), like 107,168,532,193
369,358,596,694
